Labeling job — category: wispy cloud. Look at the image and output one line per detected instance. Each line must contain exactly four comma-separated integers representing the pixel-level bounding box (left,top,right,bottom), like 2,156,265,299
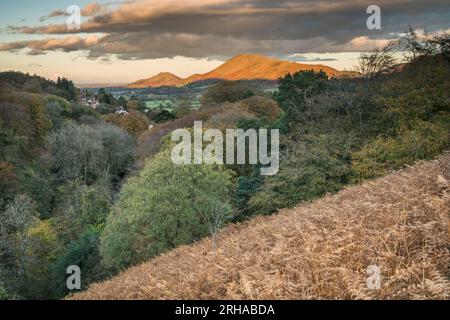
288,54,338,62
0,35,101,55
39,2,109,22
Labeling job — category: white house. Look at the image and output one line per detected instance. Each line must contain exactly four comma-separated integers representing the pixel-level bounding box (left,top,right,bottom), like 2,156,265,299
115,106,128,115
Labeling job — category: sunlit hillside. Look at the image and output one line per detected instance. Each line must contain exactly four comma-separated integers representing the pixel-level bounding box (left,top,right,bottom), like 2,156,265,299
128,54,342,88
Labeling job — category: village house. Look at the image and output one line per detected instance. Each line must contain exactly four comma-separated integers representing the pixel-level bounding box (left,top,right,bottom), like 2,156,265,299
81,97,100,109
115,106,128,115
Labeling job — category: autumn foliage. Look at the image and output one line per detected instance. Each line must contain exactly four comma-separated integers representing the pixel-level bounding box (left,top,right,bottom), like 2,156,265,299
71,154,450,300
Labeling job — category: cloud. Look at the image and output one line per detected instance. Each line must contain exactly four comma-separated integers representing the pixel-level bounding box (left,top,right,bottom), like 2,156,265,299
348,36,392,51
39,2,109,22
39,10,68,22
27,63,43,68
3,0,450,59
81,3,108,16
0,36,101,55
288,54,338,62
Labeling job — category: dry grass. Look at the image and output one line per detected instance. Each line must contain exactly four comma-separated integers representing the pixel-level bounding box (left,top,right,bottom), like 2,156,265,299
71,153,450,300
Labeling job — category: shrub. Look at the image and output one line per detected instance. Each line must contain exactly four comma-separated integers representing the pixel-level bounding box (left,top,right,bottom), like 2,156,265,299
16,164,54,218
100,149,234,270
104,111,150,137
51,228,108,298
152,109,177,123
274,70,328,122
205,102,255,129
0,280,19,300
201,81,257,106
47,123,134,184
249,135,353,214
47,123,104,184
241,96,281,122
351,119,449,181
0,162,20,210
233,175,263,219
53,181,111,244
19,219,60,299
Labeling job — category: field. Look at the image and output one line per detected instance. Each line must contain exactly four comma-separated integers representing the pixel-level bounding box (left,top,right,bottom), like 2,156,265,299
95,80,278,111
144,99,173,109
95,83,211,111
71,153,450,300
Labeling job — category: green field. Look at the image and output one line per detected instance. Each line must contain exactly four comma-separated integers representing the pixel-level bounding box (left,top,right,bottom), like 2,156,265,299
144,99,173,109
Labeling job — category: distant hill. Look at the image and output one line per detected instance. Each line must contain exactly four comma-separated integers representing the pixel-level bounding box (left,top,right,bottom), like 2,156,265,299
128,54,343,88
128,72,182,88
70,153,450,300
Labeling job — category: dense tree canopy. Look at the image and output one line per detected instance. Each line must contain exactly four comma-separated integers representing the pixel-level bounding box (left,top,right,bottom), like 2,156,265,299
101,149,234,270
201,81,257,106
47,123,134,185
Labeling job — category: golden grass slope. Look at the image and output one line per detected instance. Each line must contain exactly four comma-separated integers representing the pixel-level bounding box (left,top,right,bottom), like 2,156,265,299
182,54,342,84
128,54,342,88
128,72,183,88
71,153,450,300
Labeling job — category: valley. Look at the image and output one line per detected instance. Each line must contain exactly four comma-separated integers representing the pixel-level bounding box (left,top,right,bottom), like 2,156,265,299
83,54,339,113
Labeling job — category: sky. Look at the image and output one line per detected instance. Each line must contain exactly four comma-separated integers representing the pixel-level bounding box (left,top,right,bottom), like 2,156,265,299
0,0,449,84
